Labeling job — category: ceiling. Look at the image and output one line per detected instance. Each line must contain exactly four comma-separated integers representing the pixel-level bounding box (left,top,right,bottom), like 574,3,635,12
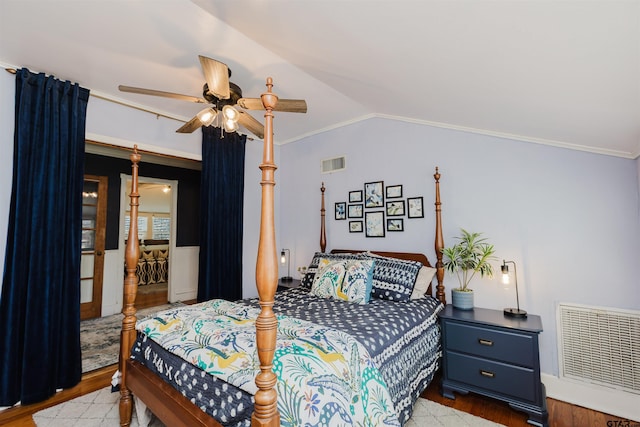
1,0,638,158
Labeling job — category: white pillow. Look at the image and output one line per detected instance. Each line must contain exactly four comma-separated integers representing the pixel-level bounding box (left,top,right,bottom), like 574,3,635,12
410,266,437,299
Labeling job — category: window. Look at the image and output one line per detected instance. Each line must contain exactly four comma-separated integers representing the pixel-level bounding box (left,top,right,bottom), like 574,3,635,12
124,215,147,240
152,216,170,240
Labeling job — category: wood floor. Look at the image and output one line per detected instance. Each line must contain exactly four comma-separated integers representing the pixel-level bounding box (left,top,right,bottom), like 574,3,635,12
0,366,630,426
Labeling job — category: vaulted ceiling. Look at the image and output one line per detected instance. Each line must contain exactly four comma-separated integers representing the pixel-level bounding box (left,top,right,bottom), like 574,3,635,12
1,0,638,158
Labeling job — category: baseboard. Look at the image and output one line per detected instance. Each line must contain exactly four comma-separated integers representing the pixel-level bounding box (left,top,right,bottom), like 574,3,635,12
542,373,639,422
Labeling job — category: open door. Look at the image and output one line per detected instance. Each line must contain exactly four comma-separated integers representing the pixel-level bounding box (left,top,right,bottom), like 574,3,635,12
80,175,107,320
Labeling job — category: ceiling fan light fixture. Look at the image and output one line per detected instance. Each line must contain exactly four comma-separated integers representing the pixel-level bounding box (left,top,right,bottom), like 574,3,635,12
224,118,239,133
197,107,216,126
222,105,239,122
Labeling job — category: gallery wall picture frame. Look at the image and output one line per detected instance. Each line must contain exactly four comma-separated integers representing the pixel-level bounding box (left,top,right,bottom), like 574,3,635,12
407,196,424,218
385,185,403,199
386,200,405,216
365,211,385,237
348,204,363,218
387,218,404,232
364,181,384,208
349,190,363,203
349,221,363,233
335,202,346,220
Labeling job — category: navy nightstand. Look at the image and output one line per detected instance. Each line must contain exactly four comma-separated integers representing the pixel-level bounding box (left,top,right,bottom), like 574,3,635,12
277,278,301,292
439,305,548,427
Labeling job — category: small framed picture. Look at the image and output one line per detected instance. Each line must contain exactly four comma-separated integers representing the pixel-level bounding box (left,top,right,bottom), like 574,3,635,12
386,185,403,199
335,202,346,220
387,218,404,232
365,211,385,237
364,181,384,208
407,197,424,218
386,200,405,216
348,204,363,218
349,221,363,233
349,190,363,203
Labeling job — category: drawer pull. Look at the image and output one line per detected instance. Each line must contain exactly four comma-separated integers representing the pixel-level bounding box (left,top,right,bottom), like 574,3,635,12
478,338,493,346
480,370,495,378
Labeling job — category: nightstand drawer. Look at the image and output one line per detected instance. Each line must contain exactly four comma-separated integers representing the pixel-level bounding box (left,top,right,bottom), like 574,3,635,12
446,351,537,402
444,322,535,367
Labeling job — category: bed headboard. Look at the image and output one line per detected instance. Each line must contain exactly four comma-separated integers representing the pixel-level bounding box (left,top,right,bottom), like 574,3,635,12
330,250,431,267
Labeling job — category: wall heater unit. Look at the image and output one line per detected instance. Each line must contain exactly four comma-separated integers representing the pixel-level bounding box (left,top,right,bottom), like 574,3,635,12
557,303,640,394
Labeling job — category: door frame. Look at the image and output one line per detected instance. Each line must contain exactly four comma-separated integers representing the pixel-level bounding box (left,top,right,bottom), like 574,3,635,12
117,173,178,308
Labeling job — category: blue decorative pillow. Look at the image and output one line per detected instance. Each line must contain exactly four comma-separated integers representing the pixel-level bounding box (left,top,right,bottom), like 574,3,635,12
300,252,365,289
310,258,375,305
310,258,347,299
341,259,375,304
361,253,422,302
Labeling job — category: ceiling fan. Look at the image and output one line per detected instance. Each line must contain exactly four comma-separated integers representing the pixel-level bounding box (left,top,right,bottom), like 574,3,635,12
118,55,307,139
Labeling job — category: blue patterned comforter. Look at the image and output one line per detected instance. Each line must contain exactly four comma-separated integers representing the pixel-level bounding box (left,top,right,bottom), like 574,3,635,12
131,290,443,426
241,289,444,423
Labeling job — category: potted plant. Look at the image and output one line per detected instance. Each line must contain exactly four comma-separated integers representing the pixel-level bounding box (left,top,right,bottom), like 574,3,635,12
441,228,497,310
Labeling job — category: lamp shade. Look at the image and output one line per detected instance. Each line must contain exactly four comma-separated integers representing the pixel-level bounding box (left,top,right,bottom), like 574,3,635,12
197,107,216,126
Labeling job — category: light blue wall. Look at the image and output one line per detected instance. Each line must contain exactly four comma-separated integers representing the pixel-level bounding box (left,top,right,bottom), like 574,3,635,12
279,117,640,376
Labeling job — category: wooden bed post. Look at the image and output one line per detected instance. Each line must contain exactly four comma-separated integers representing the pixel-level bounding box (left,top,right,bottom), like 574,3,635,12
119,146,141,427
320,182,326,253
434,167,446,304
252,77,280,427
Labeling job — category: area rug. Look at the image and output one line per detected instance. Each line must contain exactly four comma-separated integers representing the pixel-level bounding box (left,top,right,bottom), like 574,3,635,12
33,386,506,426
81,303,184,373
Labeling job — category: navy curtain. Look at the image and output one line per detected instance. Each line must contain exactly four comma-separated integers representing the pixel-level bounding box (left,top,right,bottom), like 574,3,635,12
0,68,89,405
198,127,246,302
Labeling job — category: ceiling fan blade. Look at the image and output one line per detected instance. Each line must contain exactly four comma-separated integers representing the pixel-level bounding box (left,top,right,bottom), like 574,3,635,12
237,111,265,139
176,115,203,133
119,85,207,103
199,55,230,100
237,97,307,113
275,99,308,113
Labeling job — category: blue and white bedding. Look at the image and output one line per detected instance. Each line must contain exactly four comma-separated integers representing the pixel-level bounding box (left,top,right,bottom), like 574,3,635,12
130,288,443,426
241,288,443,423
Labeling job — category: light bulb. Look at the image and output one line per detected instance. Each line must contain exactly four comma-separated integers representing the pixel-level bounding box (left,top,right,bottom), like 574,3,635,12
222,105,239,122
197,108,216,126
224,118,239,132
502,272,510,285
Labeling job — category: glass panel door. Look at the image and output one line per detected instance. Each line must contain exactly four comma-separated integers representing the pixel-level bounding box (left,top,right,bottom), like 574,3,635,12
80,175,107,320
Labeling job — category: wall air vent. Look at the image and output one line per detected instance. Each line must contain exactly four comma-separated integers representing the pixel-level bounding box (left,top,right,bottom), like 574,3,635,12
321,156,346,174
557,303,640,394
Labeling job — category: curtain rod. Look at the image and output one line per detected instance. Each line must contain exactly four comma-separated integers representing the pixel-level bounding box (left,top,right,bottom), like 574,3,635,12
4,66,256,141
4,67,186,123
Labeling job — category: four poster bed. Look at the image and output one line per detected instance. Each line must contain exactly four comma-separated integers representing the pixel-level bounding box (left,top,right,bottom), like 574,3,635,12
118,78,447,427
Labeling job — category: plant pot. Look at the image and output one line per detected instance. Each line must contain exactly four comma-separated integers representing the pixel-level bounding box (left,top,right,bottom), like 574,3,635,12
451,288,474,310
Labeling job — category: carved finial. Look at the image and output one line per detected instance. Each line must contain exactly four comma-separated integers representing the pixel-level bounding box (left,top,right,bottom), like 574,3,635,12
321,182,325,193
434,166,440,182
261,77,278,111
131,144,141,163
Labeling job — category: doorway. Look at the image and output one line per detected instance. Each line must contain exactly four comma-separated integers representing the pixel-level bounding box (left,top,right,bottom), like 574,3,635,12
120,174,178,310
